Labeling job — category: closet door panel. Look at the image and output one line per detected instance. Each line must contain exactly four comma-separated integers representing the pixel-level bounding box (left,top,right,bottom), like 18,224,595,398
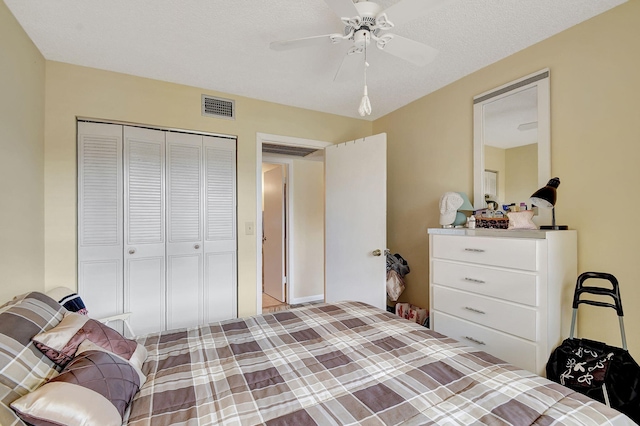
127,257,165,335
78,260,121,319
203,136,237,322
77,122,123,320
123,126,166,335
205,252,236,322
167,254,202,329
166,132,204,329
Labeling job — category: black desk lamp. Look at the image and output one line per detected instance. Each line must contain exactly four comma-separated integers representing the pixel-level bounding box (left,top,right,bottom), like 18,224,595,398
529,177,568,230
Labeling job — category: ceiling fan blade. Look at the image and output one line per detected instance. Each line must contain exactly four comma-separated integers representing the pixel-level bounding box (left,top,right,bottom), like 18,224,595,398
270,34,344,51
333,48,363,82
381,0,451,27
324,0,360,20
379,35,438,67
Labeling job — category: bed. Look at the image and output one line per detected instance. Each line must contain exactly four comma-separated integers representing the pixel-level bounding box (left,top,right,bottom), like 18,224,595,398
0,292,635,425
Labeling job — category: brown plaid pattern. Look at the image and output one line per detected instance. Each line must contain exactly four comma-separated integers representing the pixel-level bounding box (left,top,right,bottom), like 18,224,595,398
0,292,65,426
129,301,634,425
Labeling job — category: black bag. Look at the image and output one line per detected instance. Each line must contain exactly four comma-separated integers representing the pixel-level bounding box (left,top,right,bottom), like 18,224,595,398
385,252,410,277
546,272,640,423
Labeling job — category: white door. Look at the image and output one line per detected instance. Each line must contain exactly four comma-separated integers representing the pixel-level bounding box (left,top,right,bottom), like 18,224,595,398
77,122,124,320
325,133,387,310
263,166,286,302
203,136,237,323
166,132,204,330
123,126,166,336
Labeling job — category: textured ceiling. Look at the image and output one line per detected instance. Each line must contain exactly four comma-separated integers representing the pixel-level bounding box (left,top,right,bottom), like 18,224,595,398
5,0,626,120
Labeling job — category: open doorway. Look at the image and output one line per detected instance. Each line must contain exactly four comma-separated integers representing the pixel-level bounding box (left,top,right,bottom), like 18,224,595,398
256,134,332,314
262,162,287,312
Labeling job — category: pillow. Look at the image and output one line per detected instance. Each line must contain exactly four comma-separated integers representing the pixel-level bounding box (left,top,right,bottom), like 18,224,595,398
32,311,90,365
59,293,89,315
0,292,65,426
76,340,147,387
46,287,89,315
33,312,139,367
507,210,538,230
11,350,140,426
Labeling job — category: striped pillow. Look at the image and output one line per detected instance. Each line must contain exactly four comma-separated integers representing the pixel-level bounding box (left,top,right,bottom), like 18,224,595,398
0,292,65,426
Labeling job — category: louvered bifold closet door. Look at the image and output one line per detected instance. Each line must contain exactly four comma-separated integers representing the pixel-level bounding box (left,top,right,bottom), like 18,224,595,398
203,136,237,323
166,132,204,330
123,126,166,336
77,122,123,321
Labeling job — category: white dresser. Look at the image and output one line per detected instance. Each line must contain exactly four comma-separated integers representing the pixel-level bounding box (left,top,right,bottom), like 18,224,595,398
428,228,577,375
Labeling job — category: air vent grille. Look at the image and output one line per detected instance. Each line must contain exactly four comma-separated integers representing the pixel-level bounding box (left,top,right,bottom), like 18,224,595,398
262,143,318,157
202,95,235,120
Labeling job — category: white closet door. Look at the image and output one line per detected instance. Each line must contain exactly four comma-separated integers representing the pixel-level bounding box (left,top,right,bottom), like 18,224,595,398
77,122,123,320
166,132,204,330
203,136,237,323
123,126,166,336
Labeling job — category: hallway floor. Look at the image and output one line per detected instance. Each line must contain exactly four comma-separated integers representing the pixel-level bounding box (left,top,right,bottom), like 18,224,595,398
262,293,288,313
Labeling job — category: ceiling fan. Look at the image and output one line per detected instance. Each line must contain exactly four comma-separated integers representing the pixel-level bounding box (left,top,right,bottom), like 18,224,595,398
270,0,449,116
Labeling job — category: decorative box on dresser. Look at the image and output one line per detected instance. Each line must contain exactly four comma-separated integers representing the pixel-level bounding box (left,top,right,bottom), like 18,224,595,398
428,228,577,376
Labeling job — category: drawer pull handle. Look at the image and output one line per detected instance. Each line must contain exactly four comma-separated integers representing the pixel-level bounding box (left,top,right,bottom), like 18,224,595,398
464,306,486,315
464,277,485,284
464,248,485,253
464,336,486,345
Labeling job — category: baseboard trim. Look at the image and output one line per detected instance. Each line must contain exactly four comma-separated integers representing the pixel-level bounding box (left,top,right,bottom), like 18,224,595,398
290,294,324,305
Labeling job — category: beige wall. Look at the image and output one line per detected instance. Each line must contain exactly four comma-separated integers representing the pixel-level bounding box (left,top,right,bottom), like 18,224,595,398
44,62,371,317
0,1,45,303
291,159,324,301
484,145,506,203
374,0,640,357
505,143,537,206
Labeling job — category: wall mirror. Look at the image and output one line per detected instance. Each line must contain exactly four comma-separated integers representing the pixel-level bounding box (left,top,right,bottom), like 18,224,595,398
473,69,551,224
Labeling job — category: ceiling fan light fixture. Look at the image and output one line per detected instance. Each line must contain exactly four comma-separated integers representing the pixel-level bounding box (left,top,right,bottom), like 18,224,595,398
375,13,394,30
270,0,445,117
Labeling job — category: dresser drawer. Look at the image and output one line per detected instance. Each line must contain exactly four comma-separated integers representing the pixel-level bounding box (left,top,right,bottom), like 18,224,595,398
432,260,538,306
432,286,537,341
432,311,537,373
432,234,539,271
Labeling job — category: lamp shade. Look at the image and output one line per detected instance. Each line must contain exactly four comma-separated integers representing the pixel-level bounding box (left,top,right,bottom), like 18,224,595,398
529,177,568,230
529,177,560,209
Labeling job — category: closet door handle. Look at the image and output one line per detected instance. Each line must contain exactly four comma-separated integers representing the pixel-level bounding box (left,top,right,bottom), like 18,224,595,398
194,244,200,250
128,248,136,255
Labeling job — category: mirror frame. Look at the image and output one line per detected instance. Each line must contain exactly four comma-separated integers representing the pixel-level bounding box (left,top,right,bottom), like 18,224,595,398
473,69,551,221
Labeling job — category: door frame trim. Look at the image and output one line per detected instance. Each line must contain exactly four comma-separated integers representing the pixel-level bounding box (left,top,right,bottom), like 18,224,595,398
256,133,332,314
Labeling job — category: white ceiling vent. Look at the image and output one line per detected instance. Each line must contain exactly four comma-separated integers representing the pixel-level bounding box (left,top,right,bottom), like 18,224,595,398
202,95,235,120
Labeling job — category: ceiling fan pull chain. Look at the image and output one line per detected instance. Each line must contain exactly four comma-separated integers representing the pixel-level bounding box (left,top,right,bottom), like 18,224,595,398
358,42,372,117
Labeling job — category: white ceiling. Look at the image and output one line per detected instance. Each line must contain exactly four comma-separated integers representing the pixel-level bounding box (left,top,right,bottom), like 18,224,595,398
5,0,626,120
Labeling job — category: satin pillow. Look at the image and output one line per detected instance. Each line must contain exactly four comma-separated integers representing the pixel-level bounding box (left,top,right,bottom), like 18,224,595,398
11,351,140,426
32,312,140,367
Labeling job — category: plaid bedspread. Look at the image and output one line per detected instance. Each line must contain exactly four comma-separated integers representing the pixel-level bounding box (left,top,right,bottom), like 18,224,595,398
129,301,633,425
